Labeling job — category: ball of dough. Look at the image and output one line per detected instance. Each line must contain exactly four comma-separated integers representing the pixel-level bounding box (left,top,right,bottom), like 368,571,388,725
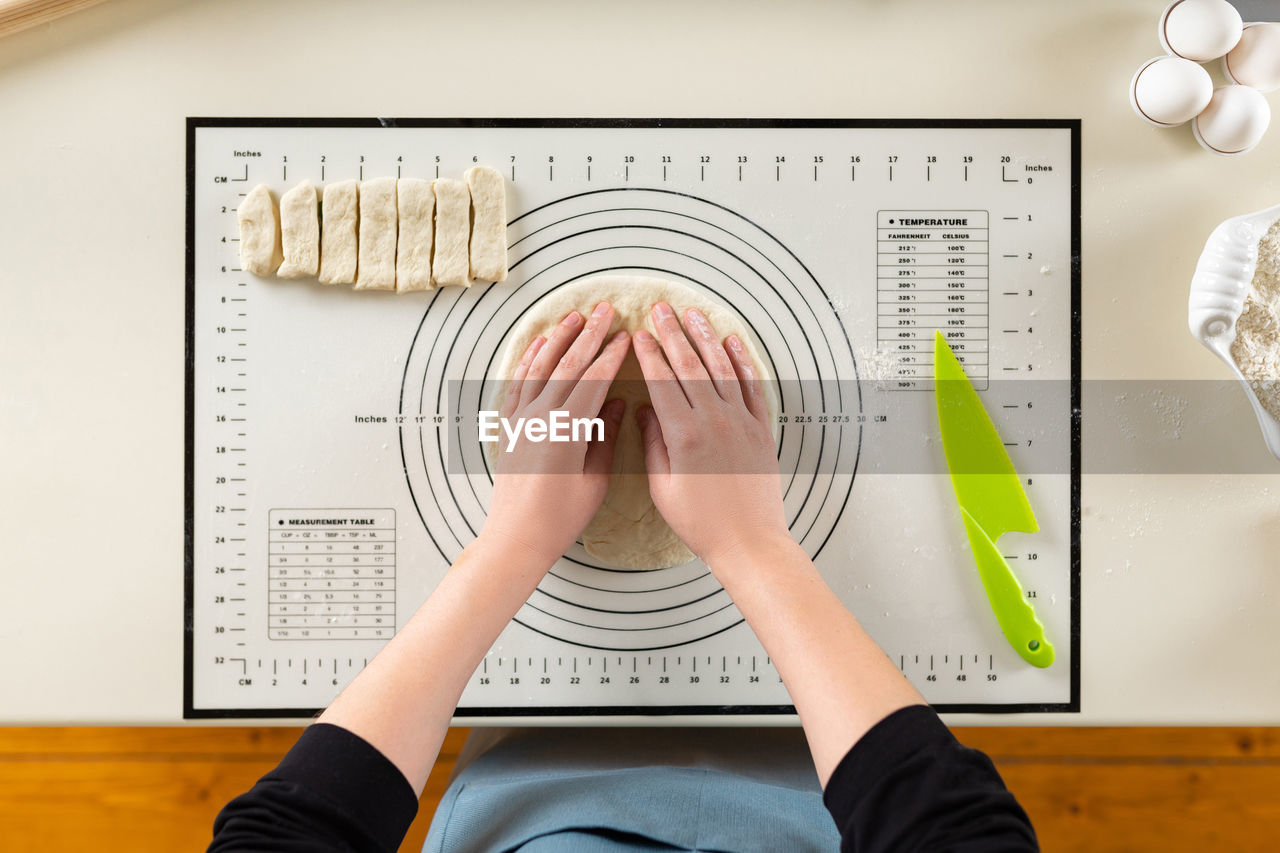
489,275,779,570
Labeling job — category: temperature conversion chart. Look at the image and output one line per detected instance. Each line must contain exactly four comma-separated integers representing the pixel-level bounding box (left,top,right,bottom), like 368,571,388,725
185,119,1080,719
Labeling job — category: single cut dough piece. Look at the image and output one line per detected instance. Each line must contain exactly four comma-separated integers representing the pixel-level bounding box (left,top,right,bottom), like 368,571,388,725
356,177,397,291
319,180,359,285
465,166,508,282
490,275,779,570
237,184,282,277
276,180,319,278
431,178,471,287
395,178,434,293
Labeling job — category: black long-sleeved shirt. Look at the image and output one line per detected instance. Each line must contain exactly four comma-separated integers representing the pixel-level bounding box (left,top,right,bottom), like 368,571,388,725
209,705,1037,852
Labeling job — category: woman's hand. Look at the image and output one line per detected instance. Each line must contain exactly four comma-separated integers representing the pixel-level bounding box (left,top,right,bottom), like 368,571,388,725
632,301,790,571
316,305,626,795
481,302,630,567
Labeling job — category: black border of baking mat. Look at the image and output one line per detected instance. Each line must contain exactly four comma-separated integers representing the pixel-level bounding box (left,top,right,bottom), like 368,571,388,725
184,117,1082,719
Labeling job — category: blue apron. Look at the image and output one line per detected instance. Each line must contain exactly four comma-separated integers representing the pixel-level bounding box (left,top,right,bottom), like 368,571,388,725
423,728,841,853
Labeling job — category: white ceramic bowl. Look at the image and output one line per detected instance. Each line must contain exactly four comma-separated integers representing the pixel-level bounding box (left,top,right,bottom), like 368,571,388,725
1188,202,1280,459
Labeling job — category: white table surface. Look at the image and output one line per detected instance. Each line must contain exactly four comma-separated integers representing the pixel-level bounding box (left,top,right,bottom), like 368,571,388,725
1,0,1278,725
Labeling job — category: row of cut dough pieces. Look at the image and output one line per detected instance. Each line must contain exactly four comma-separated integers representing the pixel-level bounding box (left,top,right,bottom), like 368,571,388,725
237,166,507,292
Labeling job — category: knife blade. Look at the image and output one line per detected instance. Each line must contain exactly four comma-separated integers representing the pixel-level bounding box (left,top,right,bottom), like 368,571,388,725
934,331,1054,668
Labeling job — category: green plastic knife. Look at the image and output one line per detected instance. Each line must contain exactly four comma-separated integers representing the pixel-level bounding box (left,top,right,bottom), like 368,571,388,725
934,331,1054,668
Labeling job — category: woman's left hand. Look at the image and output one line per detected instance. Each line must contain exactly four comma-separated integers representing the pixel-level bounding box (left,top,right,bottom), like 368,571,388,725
481,302,630,567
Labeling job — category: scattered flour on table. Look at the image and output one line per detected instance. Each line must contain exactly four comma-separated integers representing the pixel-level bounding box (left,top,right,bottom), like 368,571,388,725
1145,387,1189,439
856,345,903,389
1231,218,1280,420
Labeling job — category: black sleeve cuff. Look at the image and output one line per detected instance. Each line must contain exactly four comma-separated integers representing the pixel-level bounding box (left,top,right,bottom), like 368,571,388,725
822,704,954,808
822,704,1038,853
270,723,419,851
210,723,419,852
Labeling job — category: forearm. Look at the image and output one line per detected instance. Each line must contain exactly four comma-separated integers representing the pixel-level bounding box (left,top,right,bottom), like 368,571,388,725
318,532,549,795
712,535,924,786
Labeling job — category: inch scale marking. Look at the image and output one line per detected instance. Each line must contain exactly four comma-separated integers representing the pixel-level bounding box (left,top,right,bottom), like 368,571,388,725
187,119,1080,718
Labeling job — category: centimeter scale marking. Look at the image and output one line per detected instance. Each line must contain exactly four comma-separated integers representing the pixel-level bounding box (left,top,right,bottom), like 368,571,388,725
210,651,1004,694
208,196,253,650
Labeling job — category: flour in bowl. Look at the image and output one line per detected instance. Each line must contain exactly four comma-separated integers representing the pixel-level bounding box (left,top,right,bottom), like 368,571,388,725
1231,218,1280,419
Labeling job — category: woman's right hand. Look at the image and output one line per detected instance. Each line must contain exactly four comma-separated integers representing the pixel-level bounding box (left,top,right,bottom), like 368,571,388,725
638,303,928,793
632,301,791,571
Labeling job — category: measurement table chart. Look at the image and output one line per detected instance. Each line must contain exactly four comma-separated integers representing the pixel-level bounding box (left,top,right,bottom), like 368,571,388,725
268,509,396,641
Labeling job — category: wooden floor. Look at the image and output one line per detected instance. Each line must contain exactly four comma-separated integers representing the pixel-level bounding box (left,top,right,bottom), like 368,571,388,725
1,726,1277,851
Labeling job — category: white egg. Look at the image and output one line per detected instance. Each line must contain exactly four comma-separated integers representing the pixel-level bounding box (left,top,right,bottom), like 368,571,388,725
1224,22,1280,93
1160,0,1244,62
1130,56,1213,126
1193,85,1271,155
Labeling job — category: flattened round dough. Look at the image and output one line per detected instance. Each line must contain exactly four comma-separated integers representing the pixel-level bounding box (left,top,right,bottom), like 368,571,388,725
491,275,779,570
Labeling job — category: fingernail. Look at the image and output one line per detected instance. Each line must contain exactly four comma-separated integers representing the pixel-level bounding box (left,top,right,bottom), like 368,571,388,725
727,335,743,351
636,407,650,426
634,329,653,344
653,302,674,320
612,330,629,343
607,400,624,423
687,308,706,325
563,311,582,327
592,302,611,318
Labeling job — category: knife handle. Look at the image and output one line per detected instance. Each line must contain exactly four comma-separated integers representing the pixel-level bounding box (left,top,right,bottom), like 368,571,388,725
959,507,1055,669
